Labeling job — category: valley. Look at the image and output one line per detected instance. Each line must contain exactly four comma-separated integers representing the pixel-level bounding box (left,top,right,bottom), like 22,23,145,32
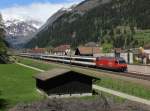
0,0,150,111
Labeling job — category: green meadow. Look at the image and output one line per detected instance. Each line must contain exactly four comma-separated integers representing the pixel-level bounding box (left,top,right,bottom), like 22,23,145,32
17,57,55,71
18,57,150,100
0,64,42,111
95,77,150,100
1,57,150,110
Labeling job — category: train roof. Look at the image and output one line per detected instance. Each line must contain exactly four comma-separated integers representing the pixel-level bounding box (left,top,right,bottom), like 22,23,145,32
97,56,125,61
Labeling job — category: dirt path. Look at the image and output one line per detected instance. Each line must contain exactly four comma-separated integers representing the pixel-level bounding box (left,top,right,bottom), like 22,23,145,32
16,63,45,72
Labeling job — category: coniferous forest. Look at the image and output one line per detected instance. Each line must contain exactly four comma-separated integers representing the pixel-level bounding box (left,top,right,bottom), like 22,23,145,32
0,13,9,63
26,0,150,49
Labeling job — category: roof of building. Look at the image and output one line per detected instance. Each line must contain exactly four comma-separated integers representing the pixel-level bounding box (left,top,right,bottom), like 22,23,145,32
76,47,100,55
53,45,70,52
34,68,98,81
30,48,46,53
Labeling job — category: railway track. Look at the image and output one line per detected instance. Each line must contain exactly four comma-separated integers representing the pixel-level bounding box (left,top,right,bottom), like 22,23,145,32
122,72,150,81
65,63,150,81
20,55,150,81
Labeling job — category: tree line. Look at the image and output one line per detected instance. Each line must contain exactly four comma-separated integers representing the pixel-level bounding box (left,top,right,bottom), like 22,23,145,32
0,13,9,63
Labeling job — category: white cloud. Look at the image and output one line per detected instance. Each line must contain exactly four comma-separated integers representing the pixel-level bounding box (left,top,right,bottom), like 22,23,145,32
0,0,83,23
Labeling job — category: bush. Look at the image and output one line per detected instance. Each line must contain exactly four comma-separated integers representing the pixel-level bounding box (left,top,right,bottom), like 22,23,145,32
102,43,113,53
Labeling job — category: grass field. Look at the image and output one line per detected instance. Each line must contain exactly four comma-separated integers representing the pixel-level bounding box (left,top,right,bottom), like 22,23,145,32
95,78,150,100
0,64,43,111
17,57,56,70
1,57,150,110
18,57,150,100
0,60,124,111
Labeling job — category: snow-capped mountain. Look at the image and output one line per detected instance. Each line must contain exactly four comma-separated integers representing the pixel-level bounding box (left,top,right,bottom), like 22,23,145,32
5,19,43,48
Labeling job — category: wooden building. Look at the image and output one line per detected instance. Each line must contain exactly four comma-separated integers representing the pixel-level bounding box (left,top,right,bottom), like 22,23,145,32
53,45,70,55
34,68,97,97
29,48,47,54
114,48,124,57
75,47,100,56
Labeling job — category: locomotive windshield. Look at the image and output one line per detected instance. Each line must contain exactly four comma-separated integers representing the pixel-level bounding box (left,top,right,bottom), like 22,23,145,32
119,60,126,64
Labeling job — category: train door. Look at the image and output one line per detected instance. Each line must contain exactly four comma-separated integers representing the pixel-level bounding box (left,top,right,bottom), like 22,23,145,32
107,59,114,69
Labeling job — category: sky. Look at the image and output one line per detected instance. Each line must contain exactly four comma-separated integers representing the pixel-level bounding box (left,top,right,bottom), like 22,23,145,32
0,0,83,23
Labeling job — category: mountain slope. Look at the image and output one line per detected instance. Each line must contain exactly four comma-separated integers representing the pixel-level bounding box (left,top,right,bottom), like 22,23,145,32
5,19,42,48
26,0,150,48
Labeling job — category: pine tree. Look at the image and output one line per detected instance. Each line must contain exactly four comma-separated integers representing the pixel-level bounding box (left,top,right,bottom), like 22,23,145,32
0,13,6,54
0,13,9,63
0,13,4,38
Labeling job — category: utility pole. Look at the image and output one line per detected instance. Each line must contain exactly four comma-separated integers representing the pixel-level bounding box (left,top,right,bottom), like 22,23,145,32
70,48,72,66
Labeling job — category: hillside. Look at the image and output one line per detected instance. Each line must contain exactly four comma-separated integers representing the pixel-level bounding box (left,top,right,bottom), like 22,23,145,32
26,0,150,48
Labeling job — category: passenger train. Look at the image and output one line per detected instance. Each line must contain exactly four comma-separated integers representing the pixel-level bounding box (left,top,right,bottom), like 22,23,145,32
20,53,128,72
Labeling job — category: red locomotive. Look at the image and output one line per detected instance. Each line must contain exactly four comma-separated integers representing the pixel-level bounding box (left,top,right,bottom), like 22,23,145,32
95,57,127,72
